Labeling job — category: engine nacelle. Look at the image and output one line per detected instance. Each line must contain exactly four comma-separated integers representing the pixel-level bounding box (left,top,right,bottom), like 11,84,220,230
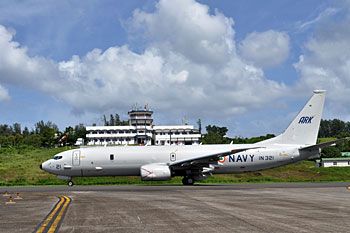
140,164,171,181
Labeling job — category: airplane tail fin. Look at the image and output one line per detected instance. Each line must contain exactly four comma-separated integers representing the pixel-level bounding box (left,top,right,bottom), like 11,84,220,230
257,90,326,145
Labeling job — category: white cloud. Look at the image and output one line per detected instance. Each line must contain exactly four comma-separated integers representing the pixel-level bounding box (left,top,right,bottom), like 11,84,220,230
0,84,10,102
294,19,350,115
130,0,236,65
0,0,287,121
296,8,339,32
239,30,290,68
0,25,61,92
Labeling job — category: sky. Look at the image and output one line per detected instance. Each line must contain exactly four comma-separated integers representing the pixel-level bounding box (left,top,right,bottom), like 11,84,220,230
0,0,350,137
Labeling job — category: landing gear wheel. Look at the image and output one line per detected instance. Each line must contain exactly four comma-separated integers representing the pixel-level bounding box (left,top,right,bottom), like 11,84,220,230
68,180,74,187
187,177,194,185
182,177,195,185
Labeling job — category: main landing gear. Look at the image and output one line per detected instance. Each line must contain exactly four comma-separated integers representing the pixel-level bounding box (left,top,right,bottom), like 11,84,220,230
68,180,74,187
182,177,195,185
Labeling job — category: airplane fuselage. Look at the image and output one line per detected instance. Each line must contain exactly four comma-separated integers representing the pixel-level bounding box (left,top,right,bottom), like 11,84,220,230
41,143,311,178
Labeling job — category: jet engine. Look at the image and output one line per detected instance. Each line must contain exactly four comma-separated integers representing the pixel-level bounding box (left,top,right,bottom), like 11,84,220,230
140,164,171,181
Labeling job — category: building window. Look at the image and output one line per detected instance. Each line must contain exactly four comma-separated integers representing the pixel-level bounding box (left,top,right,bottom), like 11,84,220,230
110,154,114,160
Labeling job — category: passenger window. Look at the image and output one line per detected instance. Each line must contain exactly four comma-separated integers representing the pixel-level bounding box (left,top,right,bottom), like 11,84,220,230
110,154,114,160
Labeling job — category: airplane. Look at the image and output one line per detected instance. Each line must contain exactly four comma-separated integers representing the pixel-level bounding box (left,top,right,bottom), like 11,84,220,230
40,90,348,186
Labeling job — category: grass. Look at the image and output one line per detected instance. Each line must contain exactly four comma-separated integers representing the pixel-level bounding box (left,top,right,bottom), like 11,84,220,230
1,147,350,186
318,137,337,143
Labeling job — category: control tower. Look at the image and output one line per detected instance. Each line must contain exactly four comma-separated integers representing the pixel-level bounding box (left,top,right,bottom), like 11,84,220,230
128,105,153,145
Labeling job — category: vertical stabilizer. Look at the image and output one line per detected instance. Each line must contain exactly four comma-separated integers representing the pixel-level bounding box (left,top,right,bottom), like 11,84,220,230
258,90,326,145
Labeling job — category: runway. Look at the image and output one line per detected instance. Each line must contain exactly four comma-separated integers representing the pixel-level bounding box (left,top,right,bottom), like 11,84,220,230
1,183,350,232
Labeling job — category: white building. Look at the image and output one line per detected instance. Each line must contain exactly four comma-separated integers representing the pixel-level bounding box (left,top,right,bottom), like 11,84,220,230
315,158,350,167
86,106,201,146
153,125,201,146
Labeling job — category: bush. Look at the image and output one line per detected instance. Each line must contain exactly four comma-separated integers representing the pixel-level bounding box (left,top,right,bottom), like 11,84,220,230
321,146,342,158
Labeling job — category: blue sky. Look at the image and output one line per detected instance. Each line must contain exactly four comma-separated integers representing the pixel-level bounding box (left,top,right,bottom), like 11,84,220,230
0,0,350,137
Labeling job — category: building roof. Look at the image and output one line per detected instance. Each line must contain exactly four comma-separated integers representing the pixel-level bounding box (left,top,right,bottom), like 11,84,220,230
86,125,197,131
86,126,135,130
341,152,350,156
316,158,350,162
153,125,194,130
128,109,153,114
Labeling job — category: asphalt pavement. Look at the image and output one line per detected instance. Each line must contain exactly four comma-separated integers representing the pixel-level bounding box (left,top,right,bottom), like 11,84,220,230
1,183,350,232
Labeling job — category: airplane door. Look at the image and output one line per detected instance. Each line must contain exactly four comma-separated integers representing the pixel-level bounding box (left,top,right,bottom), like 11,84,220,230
72,150,80,166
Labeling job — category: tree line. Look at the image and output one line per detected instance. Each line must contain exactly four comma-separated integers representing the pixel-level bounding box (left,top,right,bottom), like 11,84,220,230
0,121,86,149
200,124,275,144
318,119,350,157
318,119,350,138
0,114,131,149
102,114,129,126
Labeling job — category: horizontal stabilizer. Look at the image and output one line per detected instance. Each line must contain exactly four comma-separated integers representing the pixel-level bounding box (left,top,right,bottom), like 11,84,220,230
300,137,349,151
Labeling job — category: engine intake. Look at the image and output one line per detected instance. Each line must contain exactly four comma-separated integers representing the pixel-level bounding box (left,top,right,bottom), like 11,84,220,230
140,164,171,181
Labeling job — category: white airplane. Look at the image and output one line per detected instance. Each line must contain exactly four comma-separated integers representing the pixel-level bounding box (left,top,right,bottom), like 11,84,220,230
41,90,347,186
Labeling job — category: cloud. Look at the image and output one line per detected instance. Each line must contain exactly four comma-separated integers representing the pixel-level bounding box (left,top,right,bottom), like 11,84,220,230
0,25,61,92
129,0,236,65
0,84,10,102
294,18,350,115
239,30,290,68
0,0,287,121
296,8,339,32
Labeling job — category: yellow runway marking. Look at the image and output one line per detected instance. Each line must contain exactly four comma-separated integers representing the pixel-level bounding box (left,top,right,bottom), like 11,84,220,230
35,194,71,233
48,196,71,233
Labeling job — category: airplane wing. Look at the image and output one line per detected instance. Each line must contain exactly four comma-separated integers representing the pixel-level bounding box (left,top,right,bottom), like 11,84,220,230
299,137,349,151
169,146,262,168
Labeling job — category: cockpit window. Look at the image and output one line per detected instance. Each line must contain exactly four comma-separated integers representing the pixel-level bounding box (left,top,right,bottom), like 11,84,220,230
52,156,63,160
